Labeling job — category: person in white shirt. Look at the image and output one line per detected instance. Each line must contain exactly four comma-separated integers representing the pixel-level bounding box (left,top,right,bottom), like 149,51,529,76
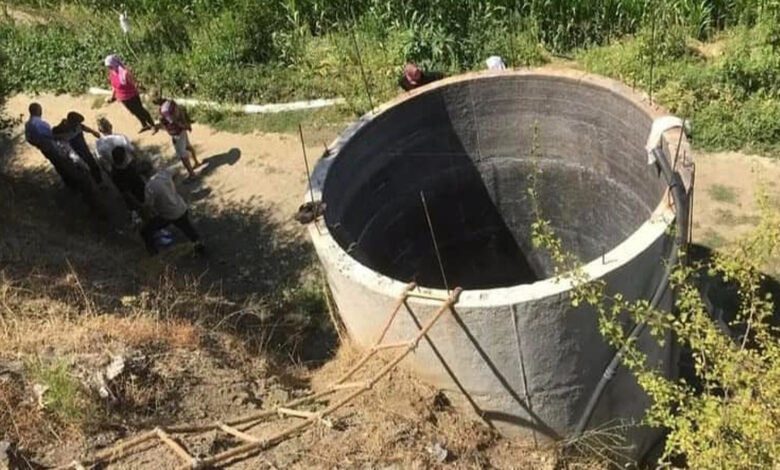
485,55,506,70
140,167,204,255
95,117,136,174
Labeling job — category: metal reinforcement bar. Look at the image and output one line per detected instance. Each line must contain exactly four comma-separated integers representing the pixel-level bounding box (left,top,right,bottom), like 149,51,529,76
59,282,460,470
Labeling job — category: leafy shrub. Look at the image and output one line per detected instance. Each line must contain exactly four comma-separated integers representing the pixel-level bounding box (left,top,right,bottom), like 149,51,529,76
531,149,780,468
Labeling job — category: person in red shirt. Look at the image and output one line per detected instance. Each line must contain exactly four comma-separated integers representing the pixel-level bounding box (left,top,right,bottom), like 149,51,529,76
152,97,201,179
104,54,155,133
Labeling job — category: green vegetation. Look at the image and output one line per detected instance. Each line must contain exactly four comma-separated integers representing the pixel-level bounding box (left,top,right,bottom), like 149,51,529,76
26,359,93,427
188,104,351,135
0,46,11,137
2,1,780,153
530,130,780,467
579,14,780,156
706,183,738,203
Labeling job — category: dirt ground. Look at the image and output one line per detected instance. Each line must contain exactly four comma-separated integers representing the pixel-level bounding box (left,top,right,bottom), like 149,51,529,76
2,91,780,469
6,93,779,263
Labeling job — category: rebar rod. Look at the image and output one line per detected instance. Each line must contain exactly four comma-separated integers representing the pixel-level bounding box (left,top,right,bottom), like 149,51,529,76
420,191,450,293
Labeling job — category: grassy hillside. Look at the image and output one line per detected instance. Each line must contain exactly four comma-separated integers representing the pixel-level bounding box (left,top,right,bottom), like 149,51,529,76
3,1,780,155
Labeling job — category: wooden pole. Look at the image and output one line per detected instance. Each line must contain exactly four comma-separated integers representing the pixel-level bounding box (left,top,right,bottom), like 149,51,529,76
67,283,460,469
373,282,415,345
156,428,195,465
194,288,462,469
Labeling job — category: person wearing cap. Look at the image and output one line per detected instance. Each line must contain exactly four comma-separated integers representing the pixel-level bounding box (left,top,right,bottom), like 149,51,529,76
104,54,156,133
52,111,103,185
95,117,136,174
152,97,200,179
398,61,444,91
140,166,205,256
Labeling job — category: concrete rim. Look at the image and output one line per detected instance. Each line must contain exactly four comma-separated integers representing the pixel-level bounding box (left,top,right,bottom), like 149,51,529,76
308,67,694,309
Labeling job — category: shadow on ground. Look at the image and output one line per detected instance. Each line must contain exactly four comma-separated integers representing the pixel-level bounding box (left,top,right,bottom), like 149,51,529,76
677,244,780,394
0,136,336,365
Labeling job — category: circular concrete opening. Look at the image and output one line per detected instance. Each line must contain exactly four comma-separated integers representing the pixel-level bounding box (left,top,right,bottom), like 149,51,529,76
322,73,666,289
310,69,693,461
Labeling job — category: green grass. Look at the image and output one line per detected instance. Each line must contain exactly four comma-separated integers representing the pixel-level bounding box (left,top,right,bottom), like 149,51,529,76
5,2,780,154
714,208,760,226
26,359,92,426
189,104,352,135
707,184,739,204
578,18,780,158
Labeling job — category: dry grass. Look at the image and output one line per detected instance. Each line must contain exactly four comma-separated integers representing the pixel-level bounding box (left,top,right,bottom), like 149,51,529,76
0,268,201,354
0,375,51,449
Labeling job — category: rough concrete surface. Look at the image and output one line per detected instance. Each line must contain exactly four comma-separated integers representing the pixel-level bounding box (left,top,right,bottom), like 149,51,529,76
308,68,694,461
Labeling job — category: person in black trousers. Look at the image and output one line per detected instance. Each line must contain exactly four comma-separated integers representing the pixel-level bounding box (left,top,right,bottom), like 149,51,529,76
104,54,156,132
52,112,103,185
110,147,146,211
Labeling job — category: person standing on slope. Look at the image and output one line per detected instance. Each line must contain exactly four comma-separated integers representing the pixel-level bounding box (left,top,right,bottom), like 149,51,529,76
104,54,156,133
153,97,200,179
24,102,80,191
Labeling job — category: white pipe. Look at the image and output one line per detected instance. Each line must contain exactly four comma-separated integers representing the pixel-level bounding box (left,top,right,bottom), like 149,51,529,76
87,87,345,114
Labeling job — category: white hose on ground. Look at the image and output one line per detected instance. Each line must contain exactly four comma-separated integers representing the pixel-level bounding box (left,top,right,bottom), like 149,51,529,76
87,87,345,115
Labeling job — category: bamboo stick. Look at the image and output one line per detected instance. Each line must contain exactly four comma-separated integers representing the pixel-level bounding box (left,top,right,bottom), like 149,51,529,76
317,288,462,419
191,288,461,469
231,387,339,431
372,341,410,351
217,422,261,443
58,430,159,468
373,282,416,345
165,422,220,433
156,428,196,465
187,420,311,469
330,381,367,390
332,348,377,384
277,408,333,428
70,283,459,470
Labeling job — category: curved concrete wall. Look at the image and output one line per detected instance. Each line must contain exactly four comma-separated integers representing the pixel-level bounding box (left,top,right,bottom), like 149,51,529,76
308,69,694,460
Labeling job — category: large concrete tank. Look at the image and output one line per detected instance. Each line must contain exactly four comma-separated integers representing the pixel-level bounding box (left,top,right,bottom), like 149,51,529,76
307,69,693,460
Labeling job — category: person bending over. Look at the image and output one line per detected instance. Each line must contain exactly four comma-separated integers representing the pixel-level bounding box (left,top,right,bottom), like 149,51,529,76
95,117,136,174
140,166,205,256
110,147,146,211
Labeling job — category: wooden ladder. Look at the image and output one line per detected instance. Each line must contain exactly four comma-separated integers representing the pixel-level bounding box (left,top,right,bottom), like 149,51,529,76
59,282,461,470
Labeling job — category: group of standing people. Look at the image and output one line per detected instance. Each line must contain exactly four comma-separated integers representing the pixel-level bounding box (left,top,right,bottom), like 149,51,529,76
24,54,205,256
